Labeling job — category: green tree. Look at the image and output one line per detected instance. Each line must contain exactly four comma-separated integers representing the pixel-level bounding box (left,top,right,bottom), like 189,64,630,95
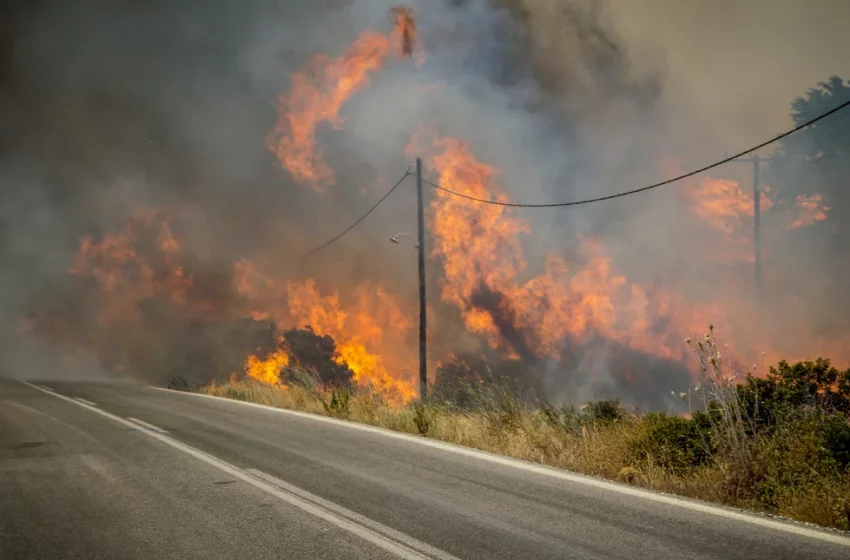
768,75,850,211
766,76,850,330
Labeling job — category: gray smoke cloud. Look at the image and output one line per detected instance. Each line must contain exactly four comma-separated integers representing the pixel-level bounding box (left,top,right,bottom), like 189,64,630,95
0,0,846,408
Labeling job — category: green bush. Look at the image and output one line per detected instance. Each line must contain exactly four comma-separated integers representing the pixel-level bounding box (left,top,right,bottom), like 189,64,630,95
631,413,714,475
540,402,581,433
412,402,438,436
322,388,351,419
583,399,624,425
737,359,850,425
820,414,850,470
539,399,624,433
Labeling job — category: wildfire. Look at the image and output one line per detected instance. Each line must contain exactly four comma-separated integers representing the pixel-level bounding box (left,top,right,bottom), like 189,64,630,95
414,131,721,366
789,194,830,229
236,268,417,404
245,349,290,385
70,208,193,324
681,177,773,235
36,11,849,412
682,174,830,235
409,131,530,352
266,6,420,190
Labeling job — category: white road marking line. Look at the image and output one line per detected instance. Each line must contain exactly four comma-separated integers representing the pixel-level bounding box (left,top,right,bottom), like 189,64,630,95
126,417,168,434
245,469,460,560
19,381,451,560
161,388,850,547
75,398,96,407
38,385,54,392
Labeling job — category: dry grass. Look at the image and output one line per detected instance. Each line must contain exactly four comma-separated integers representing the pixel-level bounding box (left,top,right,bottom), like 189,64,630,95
200,378,850,531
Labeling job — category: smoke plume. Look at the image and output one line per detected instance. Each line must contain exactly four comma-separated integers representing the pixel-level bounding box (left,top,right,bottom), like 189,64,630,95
1,0,847,410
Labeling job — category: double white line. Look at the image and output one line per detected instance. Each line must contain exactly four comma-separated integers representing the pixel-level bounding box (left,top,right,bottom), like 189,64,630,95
21,381,457,560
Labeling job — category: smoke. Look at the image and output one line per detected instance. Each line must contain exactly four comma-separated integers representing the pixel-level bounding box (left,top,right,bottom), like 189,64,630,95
1,0,846,407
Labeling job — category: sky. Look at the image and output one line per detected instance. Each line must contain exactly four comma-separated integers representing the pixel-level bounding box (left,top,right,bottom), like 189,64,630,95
608,0,850,147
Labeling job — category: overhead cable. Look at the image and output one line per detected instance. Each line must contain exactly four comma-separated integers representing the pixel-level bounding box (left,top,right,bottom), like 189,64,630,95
420,98,850,208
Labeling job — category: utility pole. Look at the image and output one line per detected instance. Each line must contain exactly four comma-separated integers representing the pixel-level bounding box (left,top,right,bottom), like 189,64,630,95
726,152,773,298
752,155,761,293
415,158,427,400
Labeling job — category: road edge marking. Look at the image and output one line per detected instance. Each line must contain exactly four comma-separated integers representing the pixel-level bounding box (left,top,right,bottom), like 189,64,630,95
19,382,445,560
155,387,850,547
75,397,97,407
245,469,460,560
126,417,168,434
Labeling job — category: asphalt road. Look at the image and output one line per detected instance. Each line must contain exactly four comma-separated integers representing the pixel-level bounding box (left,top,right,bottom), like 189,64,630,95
1,377,848,559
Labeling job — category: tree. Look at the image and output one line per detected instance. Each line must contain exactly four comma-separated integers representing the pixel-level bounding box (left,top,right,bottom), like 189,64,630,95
768,75,850,211
765,76,850,330
281,326,354,389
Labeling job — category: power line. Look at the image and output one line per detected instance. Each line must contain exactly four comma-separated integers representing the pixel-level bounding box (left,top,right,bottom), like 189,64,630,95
300,172,411,258
420,98,850,208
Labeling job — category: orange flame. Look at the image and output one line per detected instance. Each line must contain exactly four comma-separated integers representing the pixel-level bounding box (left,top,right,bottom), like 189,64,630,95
415,131,725,367
266,6,420,190
235,266,417,404
682,176,773,234
70,209,193,323
245,348,290,385
409,132,530,352
789,194,830,229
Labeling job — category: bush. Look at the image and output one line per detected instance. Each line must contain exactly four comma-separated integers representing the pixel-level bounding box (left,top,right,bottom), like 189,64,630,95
282,327,354,389
167,375,189,391
820,414,850,471
540,402,581,434
322,387,351,419
583,399,624,425
631,413,714,475
476,383,524,434
412,402,437,436
737,359,850,423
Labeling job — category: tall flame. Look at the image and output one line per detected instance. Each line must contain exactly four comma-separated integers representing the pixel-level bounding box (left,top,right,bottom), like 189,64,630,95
413,133,530,351
414,131,724,367
266,6,420,190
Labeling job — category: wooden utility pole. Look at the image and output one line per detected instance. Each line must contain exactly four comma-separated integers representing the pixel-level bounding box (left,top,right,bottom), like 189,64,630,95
753,155,761,293
415,158,427,400
727,153,772,297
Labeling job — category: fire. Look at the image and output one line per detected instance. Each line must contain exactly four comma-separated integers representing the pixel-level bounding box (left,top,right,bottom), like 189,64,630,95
245,349,290,385
70,209,193,323
415,131,725,367
681,177,773,235
789,194,830,229
36,13,849,411
266,6,420,190
682,174,830,235
235,267,417,404
409,132,530,352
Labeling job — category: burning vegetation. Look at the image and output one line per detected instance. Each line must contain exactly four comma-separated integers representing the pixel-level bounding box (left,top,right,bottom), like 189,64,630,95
18,5,849,414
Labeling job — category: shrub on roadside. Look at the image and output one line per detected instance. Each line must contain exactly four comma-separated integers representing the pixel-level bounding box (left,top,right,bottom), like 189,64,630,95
630,413,714,475
322,387,352,419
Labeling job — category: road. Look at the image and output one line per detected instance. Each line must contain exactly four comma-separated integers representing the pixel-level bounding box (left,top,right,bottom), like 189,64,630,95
1,377,848,559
